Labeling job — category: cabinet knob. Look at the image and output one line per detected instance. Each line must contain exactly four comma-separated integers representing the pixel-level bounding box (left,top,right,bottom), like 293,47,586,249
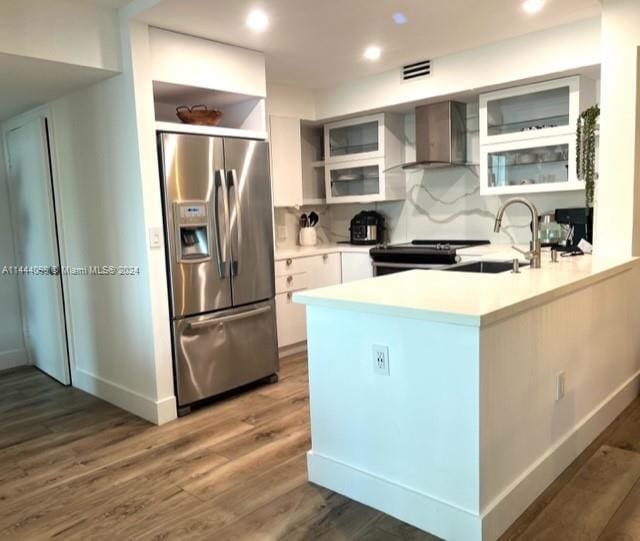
286,258,293,266
287,291,293,301
323,254,328,261
287,275,293,283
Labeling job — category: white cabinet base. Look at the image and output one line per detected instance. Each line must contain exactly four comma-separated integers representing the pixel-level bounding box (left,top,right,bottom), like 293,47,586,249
275,292,307,348
275,253,343,349
341,252,374,283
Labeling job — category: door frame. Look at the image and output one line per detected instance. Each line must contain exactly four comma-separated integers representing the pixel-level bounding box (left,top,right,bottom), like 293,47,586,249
2,105,73,385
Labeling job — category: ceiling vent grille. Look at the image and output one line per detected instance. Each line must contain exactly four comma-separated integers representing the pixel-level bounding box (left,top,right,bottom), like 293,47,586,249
402,60,432,82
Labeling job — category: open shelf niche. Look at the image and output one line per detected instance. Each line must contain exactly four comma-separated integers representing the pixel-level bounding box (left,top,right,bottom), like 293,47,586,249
153,81,267,139
301,121,326,204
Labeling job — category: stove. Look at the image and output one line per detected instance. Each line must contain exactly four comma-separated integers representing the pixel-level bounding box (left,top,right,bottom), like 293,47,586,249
370,239,490,276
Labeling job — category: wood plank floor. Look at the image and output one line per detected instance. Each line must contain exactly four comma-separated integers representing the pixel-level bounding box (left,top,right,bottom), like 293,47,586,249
0,355,435,540
2,356,640,540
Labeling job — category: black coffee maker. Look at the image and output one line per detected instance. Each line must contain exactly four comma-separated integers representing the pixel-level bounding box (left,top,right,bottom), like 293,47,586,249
555,208,593,250
349,211,385,245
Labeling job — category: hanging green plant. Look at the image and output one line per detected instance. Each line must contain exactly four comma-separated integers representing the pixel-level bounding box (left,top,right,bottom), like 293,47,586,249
576,105,600,208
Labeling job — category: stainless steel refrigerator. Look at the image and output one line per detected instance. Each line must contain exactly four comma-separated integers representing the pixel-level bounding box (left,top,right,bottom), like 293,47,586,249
158,132,279,415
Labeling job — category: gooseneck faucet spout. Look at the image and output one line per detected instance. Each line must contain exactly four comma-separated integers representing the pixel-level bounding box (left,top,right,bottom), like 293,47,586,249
493,197,541,269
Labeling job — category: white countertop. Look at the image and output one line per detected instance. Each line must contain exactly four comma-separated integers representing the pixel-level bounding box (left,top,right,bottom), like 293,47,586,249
275,243,373,260
294,253,639,327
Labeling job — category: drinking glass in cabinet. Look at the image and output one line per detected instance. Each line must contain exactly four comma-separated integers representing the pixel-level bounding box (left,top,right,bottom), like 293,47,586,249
330,164,380,197
487,144,569,188
487,87,570,137
328,121,379,159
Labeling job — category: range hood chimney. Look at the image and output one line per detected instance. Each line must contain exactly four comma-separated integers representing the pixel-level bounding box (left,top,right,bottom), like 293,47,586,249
401,101,467,170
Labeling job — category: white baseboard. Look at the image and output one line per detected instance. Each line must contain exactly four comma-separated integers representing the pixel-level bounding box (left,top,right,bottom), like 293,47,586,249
307,451,482,541
279,342,307,358
481,369,640,540
0,348,28,371
72,368,177,425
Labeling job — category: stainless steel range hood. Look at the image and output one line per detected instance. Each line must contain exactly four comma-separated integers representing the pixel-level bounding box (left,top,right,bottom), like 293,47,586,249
400,101,468,170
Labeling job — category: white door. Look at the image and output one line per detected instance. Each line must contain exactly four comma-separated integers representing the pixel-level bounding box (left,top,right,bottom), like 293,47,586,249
5,117,70,384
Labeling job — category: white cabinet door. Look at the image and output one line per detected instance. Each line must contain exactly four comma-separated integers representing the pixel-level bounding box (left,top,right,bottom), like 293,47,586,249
275,291,307,348
305,253,341,288
269,115,303,207
341,252,373,283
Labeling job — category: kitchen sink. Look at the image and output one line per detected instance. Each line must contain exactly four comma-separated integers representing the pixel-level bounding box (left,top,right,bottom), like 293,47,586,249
444,260,529,274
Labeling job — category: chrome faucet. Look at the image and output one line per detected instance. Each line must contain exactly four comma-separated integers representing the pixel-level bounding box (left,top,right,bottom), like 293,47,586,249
493,197,541,269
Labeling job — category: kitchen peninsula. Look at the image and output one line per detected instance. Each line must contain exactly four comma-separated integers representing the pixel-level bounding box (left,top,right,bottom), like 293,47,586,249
295,252,640,541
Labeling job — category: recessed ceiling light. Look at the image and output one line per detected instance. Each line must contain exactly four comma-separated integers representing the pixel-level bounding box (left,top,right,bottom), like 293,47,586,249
392,12,408,25
522,0,545,14
246,9,269,32
364,46,382,61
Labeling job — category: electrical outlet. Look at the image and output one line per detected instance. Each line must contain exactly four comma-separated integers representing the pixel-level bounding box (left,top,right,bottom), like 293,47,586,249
373,345,390,376
556,372,566,401
148,227,163,249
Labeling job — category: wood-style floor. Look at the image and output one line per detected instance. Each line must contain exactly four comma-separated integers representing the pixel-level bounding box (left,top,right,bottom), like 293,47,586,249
2,355,640,540
0,355,434,540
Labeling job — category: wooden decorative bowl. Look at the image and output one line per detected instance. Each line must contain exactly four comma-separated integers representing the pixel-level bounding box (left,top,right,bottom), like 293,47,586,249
176,105,223,126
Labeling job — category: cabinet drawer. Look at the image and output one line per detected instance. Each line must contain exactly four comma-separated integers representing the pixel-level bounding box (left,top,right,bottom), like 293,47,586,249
275,257,306,276
275,291,307,348
275,272,309,294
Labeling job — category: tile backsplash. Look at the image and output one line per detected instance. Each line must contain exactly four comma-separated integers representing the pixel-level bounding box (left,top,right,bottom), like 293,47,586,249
275,106,585,248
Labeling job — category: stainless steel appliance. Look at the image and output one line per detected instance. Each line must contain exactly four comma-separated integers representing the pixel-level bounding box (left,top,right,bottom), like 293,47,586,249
158,132,279,415
398,101,468,170
349,210,385,245
370,239,490,276
555,207,593,249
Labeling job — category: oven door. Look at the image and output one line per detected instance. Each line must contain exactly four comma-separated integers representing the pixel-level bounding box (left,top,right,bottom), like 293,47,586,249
372,261,450,276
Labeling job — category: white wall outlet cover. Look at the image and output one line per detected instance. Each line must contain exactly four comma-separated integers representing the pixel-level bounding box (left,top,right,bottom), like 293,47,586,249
149,227,163,249
373,345,390,376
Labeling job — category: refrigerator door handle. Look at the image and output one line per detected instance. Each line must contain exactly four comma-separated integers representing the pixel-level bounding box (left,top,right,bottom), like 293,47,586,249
228,168,243,276
188,305,271,329
214,169,230,278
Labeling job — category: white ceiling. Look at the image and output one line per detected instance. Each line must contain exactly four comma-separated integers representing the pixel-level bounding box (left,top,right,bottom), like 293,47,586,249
137,0,601,90
0,53,117,121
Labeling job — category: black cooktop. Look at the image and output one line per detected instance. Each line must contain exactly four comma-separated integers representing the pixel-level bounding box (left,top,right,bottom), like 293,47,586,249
370,239,490,265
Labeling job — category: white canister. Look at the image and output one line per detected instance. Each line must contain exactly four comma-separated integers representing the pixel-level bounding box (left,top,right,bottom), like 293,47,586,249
299,227,317,247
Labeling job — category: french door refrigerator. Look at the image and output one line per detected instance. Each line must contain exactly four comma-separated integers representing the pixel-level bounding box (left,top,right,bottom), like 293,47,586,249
158,132,279,414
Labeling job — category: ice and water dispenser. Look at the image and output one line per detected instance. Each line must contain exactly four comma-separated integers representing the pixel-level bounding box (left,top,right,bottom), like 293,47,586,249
173,202,211,262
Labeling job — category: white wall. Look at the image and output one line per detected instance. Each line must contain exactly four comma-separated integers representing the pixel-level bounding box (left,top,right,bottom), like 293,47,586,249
594,0,640,256
266,82,316,119
313,18,601,121
0,136,26,371
149,27,266,97
0,0,121,72
47,20,175,424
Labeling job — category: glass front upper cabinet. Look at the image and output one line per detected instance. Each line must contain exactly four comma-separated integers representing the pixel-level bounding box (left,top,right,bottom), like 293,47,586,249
324,114,384,163
479,77,586,144
329,163,381,198
486,87,570,137
324,158,405,204
487,143,569,189
480,136,582,195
